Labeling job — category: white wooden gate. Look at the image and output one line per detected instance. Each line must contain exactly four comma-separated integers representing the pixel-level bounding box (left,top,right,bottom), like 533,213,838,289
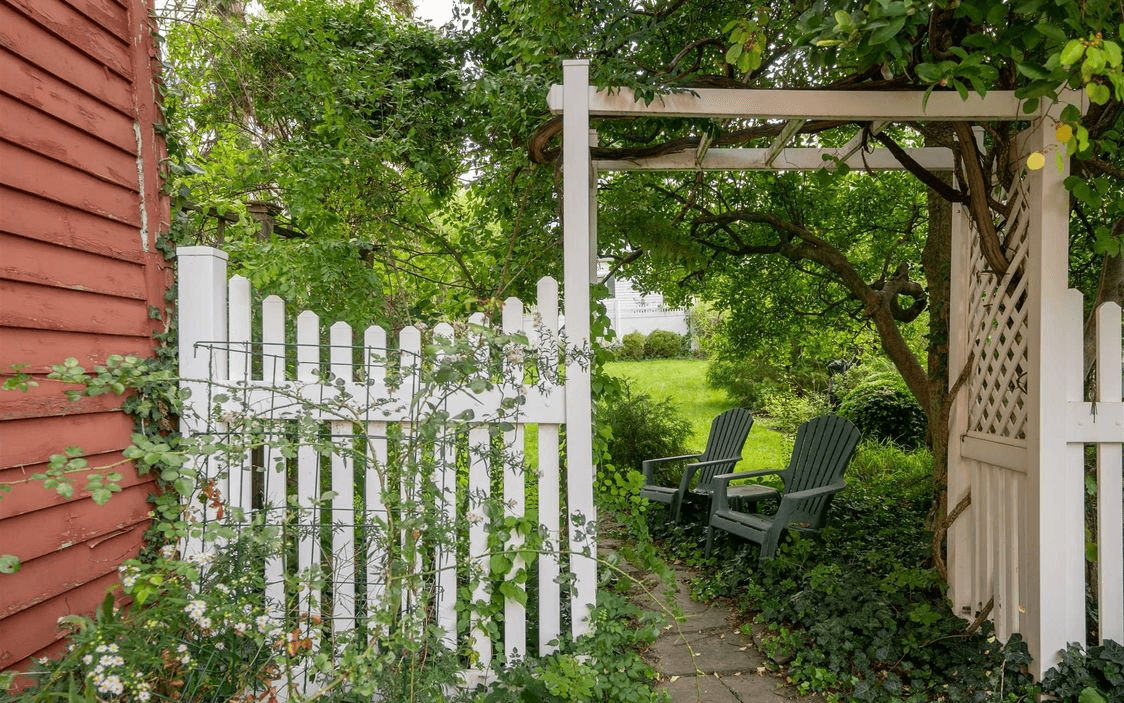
948,116,1124,676
175,246,597,688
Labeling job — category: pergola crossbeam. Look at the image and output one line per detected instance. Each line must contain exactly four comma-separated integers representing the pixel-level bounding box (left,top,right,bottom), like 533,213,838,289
765,119,806,165
547,85,1026,121
593,146,953,172
834,121,887,161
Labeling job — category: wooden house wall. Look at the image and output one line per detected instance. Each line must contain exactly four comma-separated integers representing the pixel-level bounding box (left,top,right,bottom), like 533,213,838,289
0,0,169,672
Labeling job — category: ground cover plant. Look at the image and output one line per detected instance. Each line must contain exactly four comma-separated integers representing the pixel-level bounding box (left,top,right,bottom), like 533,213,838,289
610,356,1115,703
647,438,1047,702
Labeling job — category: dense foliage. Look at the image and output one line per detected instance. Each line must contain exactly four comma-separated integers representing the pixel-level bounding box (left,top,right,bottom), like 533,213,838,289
598,381,693,488
836,363,929,449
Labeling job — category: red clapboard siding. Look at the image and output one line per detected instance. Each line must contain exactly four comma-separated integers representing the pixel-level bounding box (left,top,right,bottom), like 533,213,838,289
0,570,131,670
0,141,141,226
0,452,153,520
0,280,152,336
0,381,125,420
0,94,138,189
59,0,129,43
0,48,136,152
0,0,170,675
0,481,152,564
0,233,148,299
8,0,132,80
0,412,135,469
0,327,156,372
0,3,133,114
0,523,145,619
0,186,146,263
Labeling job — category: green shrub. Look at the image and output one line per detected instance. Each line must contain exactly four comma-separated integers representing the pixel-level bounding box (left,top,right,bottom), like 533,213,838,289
705,356,773,409
759,385,834,434
643,330,683,359
836,363,928,449
598,381,692,487
687,302,722,358
706,354,823,412
618,331,647,360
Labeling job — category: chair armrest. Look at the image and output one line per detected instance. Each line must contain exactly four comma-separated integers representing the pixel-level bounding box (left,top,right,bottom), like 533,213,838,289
678,457,742,493
712,468,784,483
769,480,847,529
780,480,847,503
641,453,700,484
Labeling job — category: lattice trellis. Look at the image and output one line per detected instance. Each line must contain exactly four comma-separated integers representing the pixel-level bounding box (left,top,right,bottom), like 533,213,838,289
966,177,1031,439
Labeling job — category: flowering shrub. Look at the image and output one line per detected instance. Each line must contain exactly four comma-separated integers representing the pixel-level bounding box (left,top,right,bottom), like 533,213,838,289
1,542,296,702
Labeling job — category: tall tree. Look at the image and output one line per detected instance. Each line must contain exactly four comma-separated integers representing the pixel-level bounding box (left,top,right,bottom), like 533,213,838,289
160,0,549,329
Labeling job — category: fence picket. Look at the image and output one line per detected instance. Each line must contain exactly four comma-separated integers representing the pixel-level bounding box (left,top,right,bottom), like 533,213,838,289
502,297,527,661
363,324,389,634
261,295,287,626
330,322,356,636
467,311,492,668
295,310,322,685
535,277,562,656
228,275,253,519
432,322,459,649
1095,302,1123,644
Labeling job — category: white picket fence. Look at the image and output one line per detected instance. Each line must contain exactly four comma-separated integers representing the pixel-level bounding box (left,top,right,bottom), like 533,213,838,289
175,246,596,689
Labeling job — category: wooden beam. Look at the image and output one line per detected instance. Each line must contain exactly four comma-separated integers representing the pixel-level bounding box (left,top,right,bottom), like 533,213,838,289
548,85,1026,121
593,146,954,172
834,121,886,162
765,119,806,165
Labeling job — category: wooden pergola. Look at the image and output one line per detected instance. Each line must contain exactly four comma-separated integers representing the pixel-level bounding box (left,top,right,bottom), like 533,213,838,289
551,59,1123,677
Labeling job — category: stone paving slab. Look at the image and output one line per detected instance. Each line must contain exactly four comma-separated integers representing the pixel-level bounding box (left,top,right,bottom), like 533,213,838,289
603,535,823,702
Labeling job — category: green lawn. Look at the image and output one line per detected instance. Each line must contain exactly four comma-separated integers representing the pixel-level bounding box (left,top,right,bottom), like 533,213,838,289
604,359,789,472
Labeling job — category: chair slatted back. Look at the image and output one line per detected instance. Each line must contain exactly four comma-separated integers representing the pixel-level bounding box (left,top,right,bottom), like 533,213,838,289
783,415,860,528
695,407,754,490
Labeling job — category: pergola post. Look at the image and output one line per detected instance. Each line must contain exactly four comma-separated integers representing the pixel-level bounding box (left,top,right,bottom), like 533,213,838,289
562,59,597,638
1023,101,1085,677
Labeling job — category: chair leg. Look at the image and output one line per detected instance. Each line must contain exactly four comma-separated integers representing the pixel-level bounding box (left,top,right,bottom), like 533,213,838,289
671,493,682,523
758,528,783,563
704,523,714,558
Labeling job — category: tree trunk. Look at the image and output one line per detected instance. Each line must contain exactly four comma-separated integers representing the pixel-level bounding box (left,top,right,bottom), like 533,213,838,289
921,131,956,577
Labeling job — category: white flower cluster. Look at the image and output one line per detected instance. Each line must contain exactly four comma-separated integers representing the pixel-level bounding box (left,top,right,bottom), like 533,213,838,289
85,643,128,698
118,564,138,590
255,614,281,637
184,599,213,630
186,550,215,567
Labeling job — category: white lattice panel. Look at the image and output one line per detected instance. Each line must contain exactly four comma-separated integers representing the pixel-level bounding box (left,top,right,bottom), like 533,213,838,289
966,178,1031,439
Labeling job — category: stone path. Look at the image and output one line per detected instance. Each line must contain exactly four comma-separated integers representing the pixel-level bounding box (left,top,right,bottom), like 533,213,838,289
607,540,824,703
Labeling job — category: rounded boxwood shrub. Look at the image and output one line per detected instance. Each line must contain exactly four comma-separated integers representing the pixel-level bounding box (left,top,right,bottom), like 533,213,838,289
838,377,928,449
644,330,683,359
618,331,647,360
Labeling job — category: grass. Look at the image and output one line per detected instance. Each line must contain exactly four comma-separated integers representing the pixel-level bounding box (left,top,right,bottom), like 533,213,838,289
604,358,789,472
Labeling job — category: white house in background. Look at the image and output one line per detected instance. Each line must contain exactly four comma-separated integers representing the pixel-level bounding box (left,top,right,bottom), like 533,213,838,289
600,262,689,337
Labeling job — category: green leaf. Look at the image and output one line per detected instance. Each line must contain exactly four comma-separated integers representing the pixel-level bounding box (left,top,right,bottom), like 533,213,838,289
1078,686,1108,703
0,554,20,574
915,63,943,83
1060,38,1086,66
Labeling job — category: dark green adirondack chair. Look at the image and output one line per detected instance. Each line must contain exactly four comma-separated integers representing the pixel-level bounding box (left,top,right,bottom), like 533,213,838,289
705,415,860,561
639,407,769,523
